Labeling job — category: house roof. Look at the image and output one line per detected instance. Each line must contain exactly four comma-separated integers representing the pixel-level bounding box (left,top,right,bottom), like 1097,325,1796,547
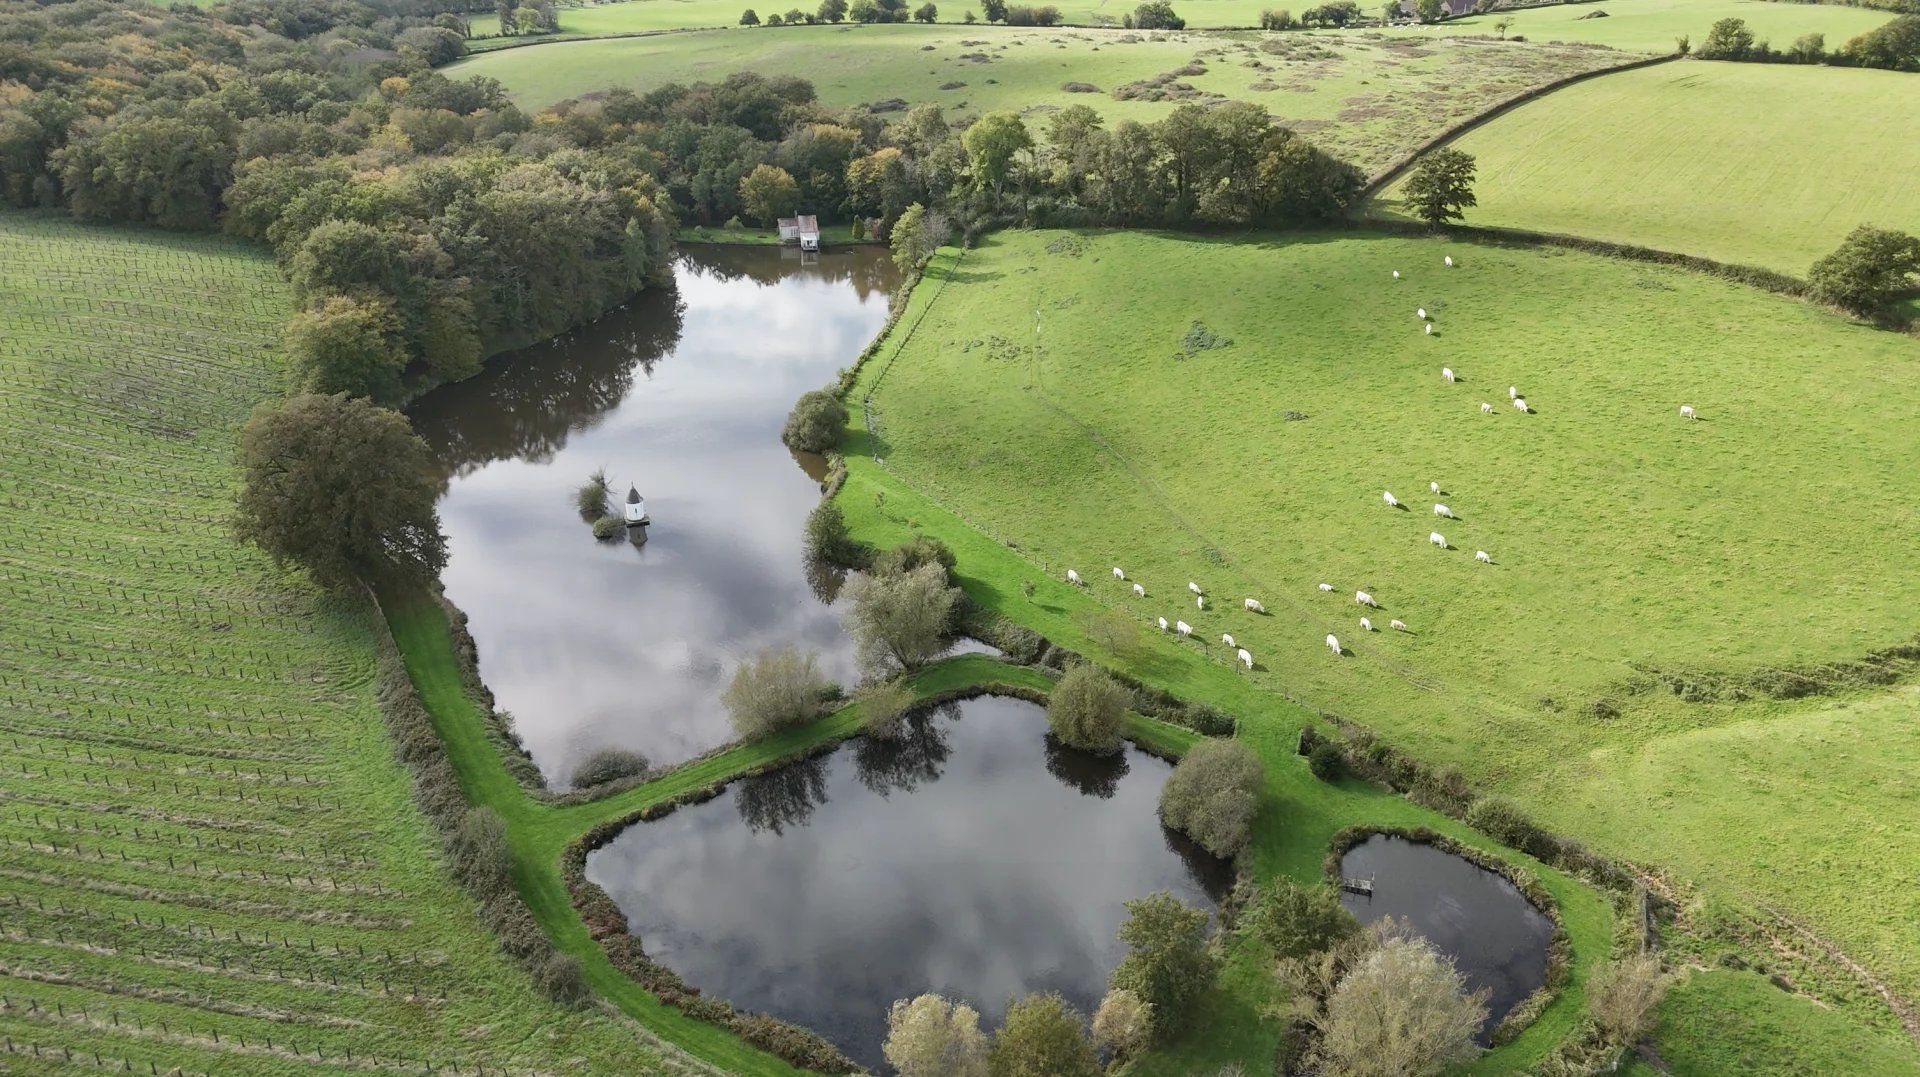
796,214,820,233
626,485,641,503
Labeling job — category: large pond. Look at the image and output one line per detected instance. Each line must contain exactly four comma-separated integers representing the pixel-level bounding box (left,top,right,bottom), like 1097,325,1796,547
586,695,1234,1071
409,247,899,785
1336,834,1555,1042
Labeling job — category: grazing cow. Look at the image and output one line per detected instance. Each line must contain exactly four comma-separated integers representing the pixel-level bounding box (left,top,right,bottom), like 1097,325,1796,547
1318,582,1334,592
1433,503,1454,518
1360,617,1373,632
1238,648,1254,669
1476,550,1492,563
1442,367,1455,383
1066,569,1081,585
1429,481,1440,494
1133,583,1146,597
1680,404,1696,420
1392,270,1401,280
1355,590,1378,608
1244,598,1265,612
1481,402,1493,414
1430,532,1446,548
1383,490,1399,508
1112,566,1125,580
1196,595,1206,610
1444,255,1454,267
1221,633,1236,648
1188,581,1203,595
1425,323,1434,335
1509,385,1518,400
1390,619,1407,631
1417,307,1428,320
1326,634,1342,656
1175,620,1193,637
1513,397,1528,413
1157,617,1169,631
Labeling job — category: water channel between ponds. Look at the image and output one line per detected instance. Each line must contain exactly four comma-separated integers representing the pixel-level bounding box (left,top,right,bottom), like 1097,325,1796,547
586,695,1234,1071
1337,834,1556,1043
408,245,899,786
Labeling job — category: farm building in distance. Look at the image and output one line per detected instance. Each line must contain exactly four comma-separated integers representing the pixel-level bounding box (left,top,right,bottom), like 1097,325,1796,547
778,214,821,251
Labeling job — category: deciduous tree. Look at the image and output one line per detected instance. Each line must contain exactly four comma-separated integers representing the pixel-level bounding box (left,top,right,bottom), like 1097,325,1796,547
1046,664,1128,754
1402,147,1477,227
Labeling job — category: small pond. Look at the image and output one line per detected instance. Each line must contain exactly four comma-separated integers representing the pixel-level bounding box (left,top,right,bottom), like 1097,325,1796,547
408,246,899,785
1336,834,1555,1042
585,695,1234,1071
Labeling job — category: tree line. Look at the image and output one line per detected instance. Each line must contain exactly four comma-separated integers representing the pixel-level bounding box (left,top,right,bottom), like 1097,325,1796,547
1691,13,1920,71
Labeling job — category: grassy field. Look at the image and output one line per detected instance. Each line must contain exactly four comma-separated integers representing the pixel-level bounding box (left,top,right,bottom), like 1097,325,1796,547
453,23,1626,172
1373,61,1920,274
1636,969,1920,1075
853,229,1920,1044
0,212,700,1075
1389,0,1896,53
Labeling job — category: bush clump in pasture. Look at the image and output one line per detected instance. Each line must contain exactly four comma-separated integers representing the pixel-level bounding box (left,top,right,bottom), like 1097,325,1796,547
870,535,956,578
1695,16,1756,60
1178,319,1231,356
988,993,1099,1076
1308,741,1345,781
723,645,828,739
450,806,514,903
1245,878,1357,959
1464,795,1540,852
1046,664,1129,754
1260,8,1298,29
1109,891,1217,1042
533,951,589,1004
235,393,446,589
1306,929,1488,1075
1003,4,1063,24
1807,226,1920,315
570,747,650,789
783,389,850,453
1157,739,1262,857
884,994,989,1076
848,560,963,671
1588,952,1670,1047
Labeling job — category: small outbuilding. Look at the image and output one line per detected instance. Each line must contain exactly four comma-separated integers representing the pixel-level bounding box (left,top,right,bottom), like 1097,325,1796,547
624,484,649,526
780,215,822,251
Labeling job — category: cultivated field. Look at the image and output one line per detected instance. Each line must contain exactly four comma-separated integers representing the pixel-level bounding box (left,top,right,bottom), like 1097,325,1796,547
856,229,1920,1037
1392,0,1896,54
1374,61,1920,274
0,213,686,1075
454,24,1626,172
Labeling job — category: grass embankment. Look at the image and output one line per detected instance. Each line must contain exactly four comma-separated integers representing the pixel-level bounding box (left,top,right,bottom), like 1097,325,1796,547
1386,0,1895,54
452,25,1624,173
852,229,1920,1053
1635,969,1920,1076
1374,61,1920,275
0,212,688,1074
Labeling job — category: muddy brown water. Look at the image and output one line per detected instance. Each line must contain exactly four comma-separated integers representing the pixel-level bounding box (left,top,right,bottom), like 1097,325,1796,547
408,246,900,786
585,695,1233,1071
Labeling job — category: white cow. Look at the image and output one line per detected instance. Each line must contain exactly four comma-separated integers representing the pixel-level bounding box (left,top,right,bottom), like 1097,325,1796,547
1509,385,1518,400
1188,581,1203,595
1221,633,1236,648
1429,532,1447,548
1196,595,1206,610
1433,503,1454,518
1417,307,1428,320
1326,634,1342,656
1157,616,1169,631
1355,590,1378,608
1112,566,1125,580
1244,598,1265,612
1392,270,1401,280
1444,255,1454,267
1390,619,1407,632
1425,323,1434,336
1476,550,1492,563
1133,583,1146,597
1429,481,1440,494
1680,404,1696,420
1066,569,1082,585
1383,490,1399,508
1318,582,1334,592
1480,402,1493,414
1237,647,1254,669
1513,397,1528,413
1360,617,1374,632
1175,620,1193,637
1442,367,1455,383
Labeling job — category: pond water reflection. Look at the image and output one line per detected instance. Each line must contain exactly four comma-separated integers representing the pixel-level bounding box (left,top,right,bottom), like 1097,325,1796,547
585,696,1233,1071
1337,835,1555,1042
408,247,899,785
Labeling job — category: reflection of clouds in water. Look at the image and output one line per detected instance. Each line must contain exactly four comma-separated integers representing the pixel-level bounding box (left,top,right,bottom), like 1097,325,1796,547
586,698,1224,1069
420,247,899,783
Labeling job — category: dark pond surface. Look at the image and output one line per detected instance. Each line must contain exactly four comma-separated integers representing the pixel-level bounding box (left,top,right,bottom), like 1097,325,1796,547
585,695,1234,1071
408,246,899,786
1337,835,1555,1043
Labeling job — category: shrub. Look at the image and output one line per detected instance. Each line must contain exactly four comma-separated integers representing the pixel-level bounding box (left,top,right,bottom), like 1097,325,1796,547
915,1,938,19
1806,226,1920,315
1588,952,1669,1046
571,747,649,788
1837,14,1920,72
988,993,1098,1076
1310,933,1488,1076
1245,879,1357,959
1090,987,1152,1061
848,561,962,671
782,388,850,452
871,536,956,579
1003,3,1062,23
804,501,858,564
591,515,624,540
1465,795,1539,851
1133,0,1184,27
723,646,828,739
857,677,916,738
576,468,611,518
1046,665,1128,754
1307,741,1345,781
1179,702,1235,737
1109,891,1216,1041
1259,8,1296,28
884,994,990,1076
1157,739,1262,858
451,806,513,902
741,6,761,21
1696,16,1755,59
534,951,589,1004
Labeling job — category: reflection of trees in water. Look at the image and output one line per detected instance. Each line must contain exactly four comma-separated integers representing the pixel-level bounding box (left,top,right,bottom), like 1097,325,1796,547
803,555,849,604
734,753,831,835
853,703,955,797
1161,822,1237,903
681,246,899,304
1043,733,1130,800
410,289,687,477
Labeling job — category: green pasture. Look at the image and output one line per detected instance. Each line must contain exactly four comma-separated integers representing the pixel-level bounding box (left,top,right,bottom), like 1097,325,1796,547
1374,61,1920,274
453,23,1624,172
853,229,1920,1039
469,0,1314,37
0,212,692,1073
1388,0,1896,54
1633,969,1920,1075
